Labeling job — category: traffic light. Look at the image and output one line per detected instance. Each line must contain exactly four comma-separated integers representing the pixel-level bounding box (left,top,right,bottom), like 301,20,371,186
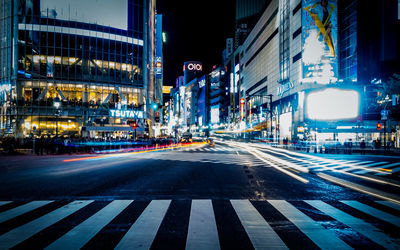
131,122,137,129
377,123,381,130
152,103,158,110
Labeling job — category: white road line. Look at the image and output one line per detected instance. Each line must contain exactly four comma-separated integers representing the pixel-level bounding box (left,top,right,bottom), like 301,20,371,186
186,200,220,250
231,200,288,250
330,161,373,170
0,201,12,207
305,200,400,249
268,200,351,249
340,200,400,227
115,200,171,250
0,200,53,223
376,201,400,211
352,162,388,174
378,162,400,169
46,200,132,250
0,200,93,250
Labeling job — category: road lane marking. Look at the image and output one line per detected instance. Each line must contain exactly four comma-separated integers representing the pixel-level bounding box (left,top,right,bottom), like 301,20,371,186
305,200,400,249
379,162,400,169
376,201,400,211
0,200,93,250
0,201,12,207
268,200,351,249
186,200,220,250
115,200,171,250
0,200,53,223
316,172,400,204
340,200,400,227
231,200,288,250
46,200,132,250
352,162,389,174
250,150,309,184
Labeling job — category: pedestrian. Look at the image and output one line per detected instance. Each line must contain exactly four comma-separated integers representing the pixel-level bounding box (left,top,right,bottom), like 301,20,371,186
360,140,366,155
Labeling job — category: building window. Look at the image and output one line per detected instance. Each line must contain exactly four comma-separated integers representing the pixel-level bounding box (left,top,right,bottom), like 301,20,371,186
279,0,290,82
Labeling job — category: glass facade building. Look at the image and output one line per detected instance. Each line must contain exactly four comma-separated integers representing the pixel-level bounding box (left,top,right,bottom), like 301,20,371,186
0,0,156,138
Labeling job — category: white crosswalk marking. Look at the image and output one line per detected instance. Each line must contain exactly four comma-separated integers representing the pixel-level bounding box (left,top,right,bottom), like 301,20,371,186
0,201,12,207
0,199,398,249
376,200,400,211
268,200,351,249
351,162,388,174
392,166,400,173
115,200,171,250
231,200,288,250
0,200,93,250
305,200,400,249
379,162,400,169
0,200,53,223
341,200,400,227
46,200,132,250
186,200,220,250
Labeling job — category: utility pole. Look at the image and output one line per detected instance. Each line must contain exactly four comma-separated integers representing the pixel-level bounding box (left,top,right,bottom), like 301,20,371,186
268,94,273,140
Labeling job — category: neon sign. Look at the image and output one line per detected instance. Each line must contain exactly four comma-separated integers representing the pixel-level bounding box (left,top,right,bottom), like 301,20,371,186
109,109,144,119
186,63,202,71
240,98,245,121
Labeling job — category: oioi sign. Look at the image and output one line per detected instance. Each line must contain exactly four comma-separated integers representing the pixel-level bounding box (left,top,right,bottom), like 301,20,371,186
109,109,144,119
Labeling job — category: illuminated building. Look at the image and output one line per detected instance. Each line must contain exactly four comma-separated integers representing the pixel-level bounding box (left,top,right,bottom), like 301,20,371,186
237,0,399,144
0,0,158,139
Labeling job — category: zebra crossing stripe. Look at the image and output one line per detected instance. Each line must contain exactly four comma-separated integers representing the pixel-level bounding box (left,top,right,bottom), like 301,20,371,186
231,200,288,250
268,200,351,250
186,200,220,250
0,200,53,223
0,200,93,250
46,200,132,250
352,162,388,175
376,201,400,211
379,162,400,169
115,200,171,250
305,200,400,249
0,201,11,207
340,200,400,227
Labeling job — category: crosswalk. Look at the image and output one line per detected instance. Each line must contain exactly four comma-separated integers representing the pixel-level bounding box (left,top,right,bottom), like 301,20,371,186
279,157,400,176
0,199,399,249
180,145,400,176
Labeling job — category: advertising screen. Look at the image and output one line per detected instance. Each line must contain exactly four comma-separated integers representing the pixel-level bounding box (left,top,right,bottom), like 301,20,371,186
40,0,128,30
302,0,337,84
211,107,220,124
305,88,360,120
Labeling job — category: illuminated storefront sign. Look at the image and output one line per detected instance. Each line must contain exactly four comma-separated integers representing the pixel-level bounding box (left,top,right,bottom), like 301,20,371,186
109,109,144,119
277,81,294,96
186,63,202,71
240,98,245,121
302,0,338,84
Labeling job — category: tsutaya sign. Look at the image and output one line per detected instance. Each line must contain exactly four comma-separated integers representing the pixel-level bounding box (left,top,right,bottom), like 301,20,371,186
110,109,144,119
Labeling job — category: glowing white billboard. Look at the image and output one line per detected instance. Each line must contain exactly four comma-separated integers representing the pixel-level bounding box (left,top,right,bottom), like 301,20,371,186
40,0,128,30
306,88,359,120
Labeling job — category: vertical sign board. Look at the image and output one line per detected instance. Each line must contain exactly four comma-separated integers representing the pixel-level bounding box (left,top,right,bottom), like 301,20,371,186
226,38,233,56
302,0,338,84
240,98,245,121
155,14,163,79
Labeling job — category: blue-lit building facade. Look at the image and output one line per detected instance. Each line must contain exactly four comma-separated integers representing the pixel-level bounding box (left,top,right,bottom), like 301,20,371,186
234,0,399,146
0,0,157,139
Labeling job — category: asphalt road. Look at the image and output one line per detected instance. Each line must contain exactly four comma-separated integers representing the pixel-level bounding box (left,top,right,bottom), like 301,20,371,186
0,141,399,249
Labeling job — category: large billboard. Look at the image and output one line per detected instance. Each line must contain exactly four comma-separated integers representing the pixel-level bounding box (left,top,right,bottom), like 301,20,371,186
40,0,128,30
305,88,360,120
302,0,337,84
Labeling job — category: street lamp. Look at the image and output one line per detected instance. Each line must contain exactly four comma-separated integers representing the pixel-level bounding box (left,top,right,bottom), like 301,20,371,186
54,97,61,137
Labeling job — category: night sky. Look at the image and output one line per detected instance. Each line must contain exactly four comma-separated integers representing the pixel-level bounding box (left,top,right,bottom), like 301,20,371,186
156,0,235,86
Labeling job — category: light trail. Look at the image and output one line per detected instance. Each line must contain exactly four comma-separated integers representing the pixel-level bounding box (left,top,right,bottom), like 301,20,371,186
63,142,207,162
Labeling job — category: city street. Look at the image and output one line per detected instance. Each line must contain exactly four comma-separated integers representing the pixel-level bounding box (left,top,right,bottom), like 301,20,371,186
0,141,399,249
